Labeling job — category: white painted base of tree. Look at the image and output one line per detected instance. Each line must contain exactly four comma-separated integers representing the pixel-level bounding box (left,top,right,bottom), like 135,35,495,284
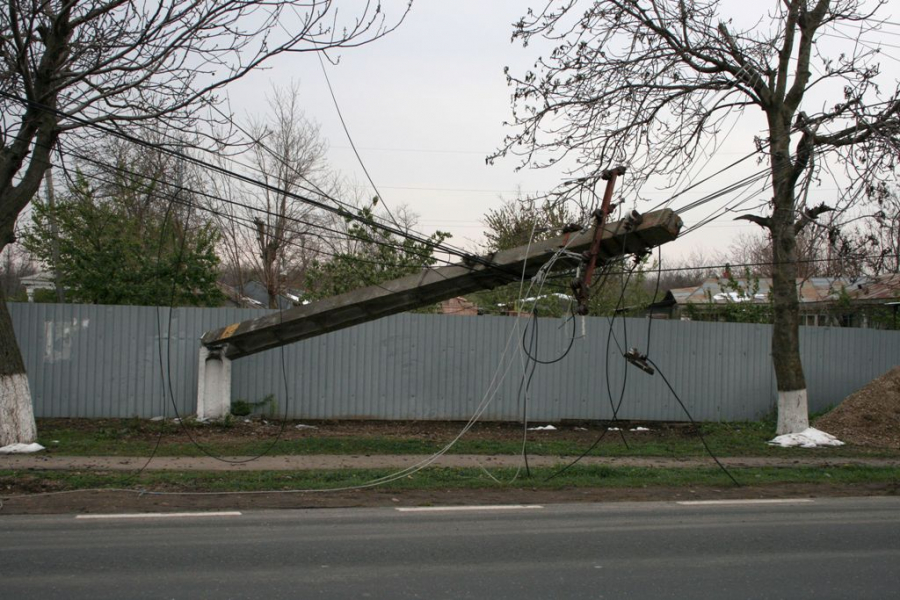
776,388,810,435
0,373,37,447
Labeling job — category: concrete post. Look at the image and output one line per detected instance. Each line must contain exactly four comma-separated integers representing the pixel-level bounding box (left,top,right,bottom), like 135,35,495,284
196,346,232,420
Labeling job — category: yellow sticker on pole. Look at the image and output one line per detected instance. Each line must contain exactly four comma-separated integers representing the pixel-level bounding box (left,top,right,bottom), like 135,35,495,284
219,323,240,340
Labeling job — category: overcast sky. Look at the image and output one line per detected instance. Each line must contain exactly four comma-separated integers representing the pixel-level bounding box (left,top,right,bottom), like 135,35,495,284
226,0,900,263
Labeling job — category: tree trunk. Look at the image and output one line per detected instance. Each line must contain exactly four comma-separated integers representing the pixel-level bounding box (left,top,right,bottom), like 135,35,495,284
0,269,36,447
0,115,55,447
769,127,810,435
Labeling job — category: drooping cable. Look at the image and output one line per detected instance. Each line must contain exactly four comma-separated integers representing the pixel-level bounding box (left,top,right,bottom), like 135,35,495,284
317,52,401,228
644,357,740,486
0,90,520,280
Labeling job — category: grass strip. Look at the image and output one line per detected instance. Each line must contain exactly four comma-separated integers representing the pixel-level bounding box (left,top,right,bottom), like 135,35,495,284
37,429,900,459
2,465,898,494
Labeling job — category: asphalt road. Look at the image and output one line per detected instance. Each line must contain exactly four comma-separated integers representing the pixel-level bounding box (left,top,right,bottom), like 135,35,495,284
1,497,898,599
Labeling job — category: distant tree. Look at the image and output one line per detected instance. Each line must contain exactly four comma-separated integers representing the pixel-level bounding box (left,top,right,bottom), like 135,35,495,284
494,0,900,435
466,195,577,315
302,207,451,301
22,172,223,306
652,248,726,293
854,183,900,275
482,194,576,251
726,228,841,278
212,83,331,308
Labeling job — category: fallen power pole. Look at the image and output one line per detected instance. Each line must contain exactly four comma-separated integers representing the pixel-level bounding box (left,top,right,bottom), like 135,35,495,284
195,208,682,418
204,208,682,359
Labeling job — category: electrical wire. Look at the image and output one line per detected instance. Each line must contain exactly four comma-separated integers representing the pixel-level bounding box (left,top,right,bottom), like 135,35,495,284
646,246,663,350
481,211,595,483
316,52,401,228
150,149,296,467
43,139,512,308
0,90,518,280
644,357,740,486
49,138,479,274
544,253,892,277
543,259,638,481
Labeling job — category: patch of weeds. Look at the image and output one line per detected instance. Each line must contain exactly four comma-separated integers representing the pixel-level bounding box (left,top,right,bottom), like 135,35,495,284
231,394,277,418
94,427,123,441
231,400,252,417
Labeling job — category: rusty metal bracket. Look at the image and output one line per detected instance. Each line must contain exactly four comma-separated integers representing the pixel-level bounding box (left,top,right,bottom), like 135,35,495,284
573,166,627,314
624,348,655,375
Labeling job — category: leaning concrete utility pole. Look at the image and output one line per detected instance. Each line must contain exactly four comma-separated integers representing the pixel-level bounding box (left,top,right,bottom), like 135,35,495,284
196,208,683,419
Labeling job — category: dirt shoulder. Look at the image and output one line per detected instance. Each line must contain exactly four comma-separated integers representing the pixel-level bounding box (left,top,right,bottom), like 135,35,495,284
4,453,900,471
1,482,897,516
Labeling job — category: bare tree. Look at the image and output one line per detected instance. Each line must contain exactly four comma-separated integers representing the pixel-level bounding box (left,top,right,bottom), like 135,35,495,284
0,0,409,446
853,183,900,274
654,248,728,291
213,83,330,308
492,0,900,435
727,228,835,278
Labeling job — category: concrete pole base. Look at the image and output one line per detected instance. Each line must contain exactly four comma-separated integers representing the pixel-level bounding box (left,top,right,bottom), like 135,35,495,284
196,346,232,421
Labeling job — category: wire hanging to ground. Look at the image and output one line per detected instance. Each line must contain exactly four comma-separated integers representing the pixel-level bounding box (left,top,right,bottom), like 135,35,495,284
643,357,740,487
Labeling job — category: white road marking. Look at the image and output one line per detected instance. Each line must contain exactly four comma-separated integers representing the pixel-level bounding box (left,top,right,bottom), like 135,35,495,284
76,511,242,520
396,505,543,513
677,499,814,506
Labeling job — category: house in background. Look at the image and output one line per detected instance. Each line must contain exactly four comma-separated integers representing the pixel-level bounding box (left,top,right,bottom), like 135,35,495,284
19,271,57,302
439,296,481,316
651,272,900,329
846,273,900,329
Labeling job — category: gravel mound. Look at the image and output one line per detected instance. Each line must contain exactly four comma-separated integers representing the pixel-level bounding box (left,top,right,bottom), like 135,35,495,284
815,366,900,449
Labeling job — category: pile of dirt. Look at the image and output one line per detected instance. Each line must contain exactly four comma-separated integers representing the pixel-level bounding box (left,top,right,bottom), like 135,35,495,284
815,366,900,449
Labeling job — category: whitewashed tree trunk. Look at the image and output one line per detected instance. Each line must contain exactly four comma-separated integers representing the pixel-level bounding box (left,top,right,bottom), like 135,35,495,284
0,372,36,446
776,389,810,435
0,284,38,447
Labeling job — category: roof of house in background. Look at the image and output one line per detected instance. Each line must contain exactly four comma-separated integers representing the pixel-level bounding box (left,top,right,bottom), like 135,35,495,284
846,273,900,302
19,271,56,290
662,273,900,307
440,296,479,316
664,276,849,306
239,280,304,310
217,281,306,310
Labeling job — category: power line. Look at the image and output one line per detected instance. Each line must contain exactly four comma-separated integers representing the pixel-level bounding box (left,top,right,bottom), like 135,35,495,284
44,140,494,316
317,52,401,227
594,254,893,277
1,90,517,280
51,141,468,274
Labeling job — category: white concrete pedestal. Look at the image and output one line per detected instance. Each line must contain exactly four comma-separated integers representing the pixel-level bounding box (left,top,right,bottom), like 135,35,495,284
197,346,232,420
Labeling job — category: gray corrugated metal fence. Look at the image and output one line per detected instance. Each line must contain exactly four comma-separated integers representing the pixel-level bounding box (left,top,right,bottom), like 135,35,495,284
9,302,900,421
